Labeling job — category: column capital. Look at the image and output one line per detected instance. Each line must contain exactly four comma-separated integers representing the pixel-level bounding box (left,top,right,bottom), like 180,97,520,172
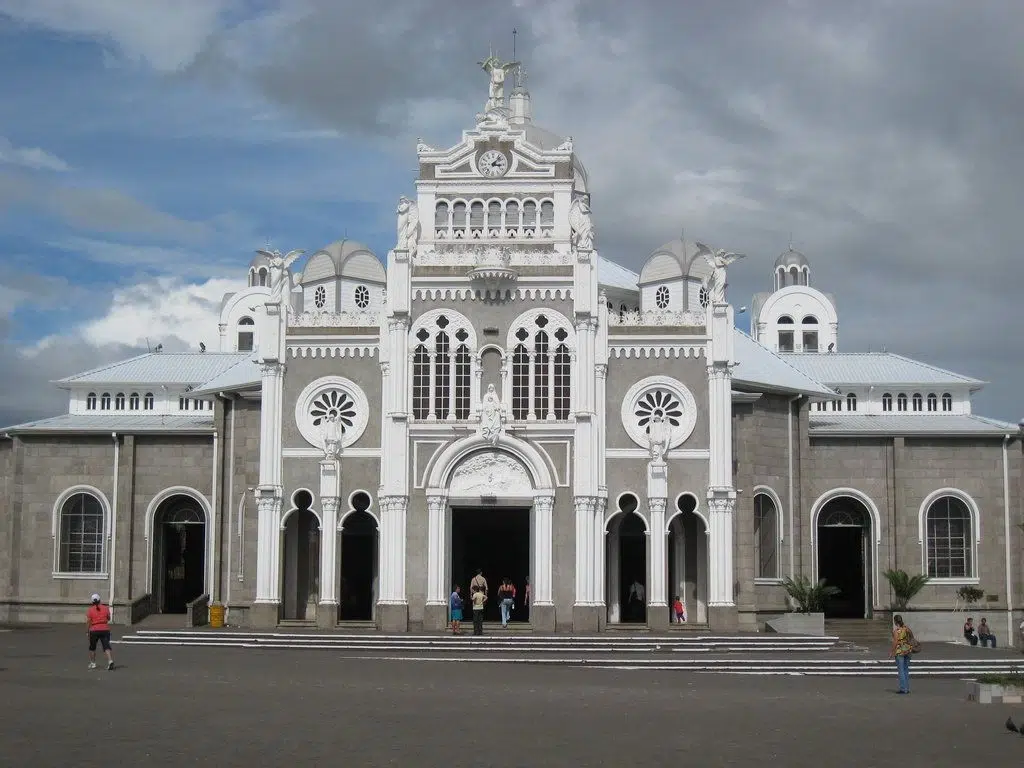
378,495,408,514
706,364,734,381
426,494,447,514
320,496,340,514
388,316,409,332
706,496,735,516
259,362,284,378
533,494,555,513
647,497,667,515
573,495,598,515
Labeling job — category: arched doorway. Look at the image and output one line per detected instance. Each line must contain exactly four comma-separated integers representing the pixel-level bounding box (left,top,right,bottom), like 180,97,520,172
152,496,206,614
281,491,320,622
816,497,873,618
606,493,647,624
667,493,708,625
339,491,379,622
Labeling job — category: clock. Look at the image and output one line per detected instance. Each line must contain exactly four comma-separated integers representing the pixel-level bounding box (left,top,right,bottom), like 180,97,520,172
478,149,509,178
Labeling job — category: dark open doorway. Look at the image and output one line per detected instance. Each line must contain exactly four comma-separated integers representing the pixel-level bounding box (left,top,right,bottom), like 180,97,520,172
340,507,377,621
617,513,647,623
451,506,530,623
154,498,206,614
817,498,871,618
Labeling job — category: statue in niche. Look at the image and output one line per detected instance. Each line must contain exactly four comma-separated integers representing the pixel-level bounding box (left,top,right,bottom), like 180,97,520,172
396,196,420,258
647,412,670,465
321,413,344,460
568,197,595,251
696,242,745,305
257,248,304,304
479,384,505,446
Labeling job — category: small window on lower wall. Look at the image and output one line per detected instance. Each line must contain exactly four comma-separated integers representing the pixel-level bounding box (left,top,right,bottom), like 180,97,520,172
754,493,779,580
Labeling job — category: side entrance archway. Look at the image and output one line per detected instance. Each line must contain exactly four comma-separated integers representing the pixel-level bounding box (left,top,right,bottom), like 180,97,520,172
605,493,647,625
281,491,320,622
667,493,708,625
151,496,207,614
339,491,379,622
815,495,876,618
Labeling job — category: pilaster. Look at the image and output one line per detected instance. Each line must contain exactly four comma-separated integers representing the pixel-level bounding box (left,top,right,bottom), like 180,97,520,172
707,493,736,608
647,497,668,611
253,490,282,627
377,494,409,631
424,493,448,631
532,494,556,631
317,494,339,628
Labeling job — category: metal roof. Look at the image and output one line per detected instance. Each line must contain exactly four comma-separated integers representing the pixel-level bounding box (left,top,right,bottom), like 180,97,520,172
597,256,639,292
54,353,254,387
732,330,838,397
809,414,1019,437
782,353,984,387
1,414,215,435
190,358,262,397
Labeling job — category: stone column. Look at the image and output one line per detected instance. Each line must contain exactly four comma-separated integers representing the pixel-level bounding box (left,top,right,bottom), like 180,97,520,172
708,496,736,611
647,497,668,628
376,494,408,631
594,498,607,615
424,493,448,631
532,495,556,631
572,496,600,632
252,491,282,628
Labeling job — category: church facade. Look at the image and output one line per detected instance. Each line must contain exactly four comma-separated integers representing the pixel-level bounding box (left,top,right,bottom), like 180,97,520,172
2,62,1021,637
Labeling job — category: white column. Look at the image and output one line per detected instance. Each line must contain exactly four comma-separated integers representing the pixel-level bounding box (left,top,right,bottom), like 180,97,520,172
377,495,408,603
254,494,282,603
708,497,735,606
319,497,339,606
426,494,447,605
648,498,667,608
573,496,596,605
594,498,607,606
533,495,554,605
527,352,536,420
447,353,456,420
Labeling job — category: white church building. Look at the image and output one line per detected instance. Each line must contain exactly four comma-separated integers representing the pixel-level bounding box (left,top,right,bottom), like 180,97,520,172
2,60,1021,637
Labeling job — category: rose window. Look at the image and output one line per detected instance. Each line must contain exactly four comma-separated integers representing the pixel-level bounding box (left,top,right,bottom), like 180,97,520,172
655,285,669,309
309,390,356,431
354,285,370,309
634,389,683,434
314,285,326,309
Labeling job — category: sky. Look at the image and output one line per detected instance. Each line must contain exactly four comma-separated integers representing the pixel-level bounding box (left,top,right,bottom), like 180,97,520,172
0,0,1021,426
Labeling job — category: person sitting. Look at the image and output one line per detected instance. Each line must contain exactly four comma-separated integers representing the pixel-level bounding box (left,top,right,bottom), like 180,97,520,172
978,618,997,648
963,617,978,646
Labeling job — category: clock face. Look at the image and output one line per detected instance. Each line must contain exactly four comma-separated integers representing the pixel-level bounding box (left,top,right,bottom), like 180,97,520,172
478,149,509,178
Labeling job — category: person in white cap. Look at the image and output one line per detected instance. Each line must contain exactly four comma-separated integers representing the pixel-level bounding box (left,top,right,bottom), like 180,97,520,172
86,594,114,670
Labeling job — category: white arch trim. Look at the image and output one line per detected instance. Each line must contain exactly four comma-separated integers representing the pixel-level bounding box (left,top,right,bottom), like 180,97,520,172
280,487,322,530
143,486,212,593
51,484,113,575
752,485,786,542
410,307,479,350
809,487,882,612
339,489,380,529
476,342,506,360
759,286,838,327
426,432,554,496
917,487,981,582
605,508,650,533
665,492,709,534
505,307,577,351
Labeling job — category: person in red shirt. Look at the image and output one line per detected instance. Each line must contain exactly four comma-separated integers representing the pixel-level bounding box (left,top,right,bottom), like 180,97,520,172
86,594,114,670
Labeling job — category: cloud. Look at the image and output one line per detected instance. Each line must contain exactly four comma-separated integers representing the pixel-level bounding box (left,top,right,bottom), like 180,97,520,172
0,135,70,172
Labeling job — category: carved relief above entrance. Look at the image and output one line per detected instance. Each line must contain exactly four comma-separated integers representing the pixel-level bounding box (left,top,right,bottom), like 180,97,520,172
449,451,533,497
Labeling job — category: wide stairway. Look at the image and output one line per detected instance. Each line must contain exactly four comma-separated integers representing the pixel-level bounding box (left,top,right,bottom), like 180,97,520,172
824,618,895,647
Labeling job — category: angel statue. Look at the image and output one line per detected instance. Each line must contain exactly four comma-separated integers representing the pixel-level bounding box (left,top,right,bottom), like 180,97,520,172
396,196,420,258
696,242,745,305
479,53,520,112
568,197,595,251
647,412,670,465
256,248,304,304
321,413,344,460
479,383,505,446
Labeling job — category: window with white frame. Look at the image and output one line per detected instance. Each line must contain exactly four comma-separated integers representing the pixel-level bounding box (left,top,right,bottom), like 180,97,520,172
86,392,97,410
897,393,908,412
144,392,154,410
655,285,669,309
129,392,140,410
882,393,892,412
57,492,105,573
912,393,923,412
927,393,937,412
925,495,973,579
411,312,475,420
754,492,779,579
115,392,125,410
846,393,857,411
942,392,953,412
100,392,111,410
237,317,255,352
509,311,573,421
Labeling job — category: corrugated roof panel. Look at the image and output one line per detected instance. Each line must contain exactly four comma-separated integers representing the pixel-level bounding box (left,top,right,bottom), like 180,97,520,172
55,353,253,386
1,414,215,434
732,330,838,397
597,256,639,292
809,414,1018,436
190,358,261,396
783,353,983,386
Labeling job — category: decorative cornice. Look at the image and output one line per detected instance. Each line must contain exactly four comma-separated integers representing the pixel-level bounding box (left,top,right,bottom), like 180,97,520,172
413,286,572,301
608,309,706,327
416,244,570,267
378,495,408,514
288,345,379,359
292,309,381,328
609,345,706,359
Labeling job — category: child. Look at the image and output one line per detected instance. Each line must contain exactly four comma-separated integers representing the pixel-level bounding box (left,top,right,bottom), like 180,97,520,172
449,584,463,635
471,584,487,636
673,595,686,623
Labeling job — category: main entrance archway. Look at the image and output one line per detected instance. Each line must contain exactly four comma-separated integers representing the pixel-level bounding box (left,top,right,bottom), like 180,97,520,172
814,493,877,618
151,496,207,614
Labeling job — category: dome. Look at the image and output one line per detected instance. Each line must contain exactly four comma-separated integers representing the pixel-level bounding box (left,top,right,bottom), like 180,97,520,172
639,239,712,285
301,239,384,284
774,247,809,270
249,251,272,270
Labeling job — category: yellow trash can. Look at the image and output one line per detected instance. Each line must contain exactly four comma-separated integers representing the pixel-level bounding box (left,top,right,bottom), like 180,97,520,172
209,603,225,629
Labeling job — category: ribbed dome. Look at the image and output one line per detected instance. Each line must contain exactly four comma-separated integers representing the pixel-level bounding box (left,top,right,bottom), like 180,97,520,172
249,251,272,270
640,239,712,284
301,239,384,284
775,247,809,269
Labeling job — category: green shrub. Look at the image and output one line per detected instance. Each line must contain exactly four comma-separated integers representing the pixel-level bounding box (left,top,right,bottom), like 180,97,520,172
884,569,929,611
782,575,840,613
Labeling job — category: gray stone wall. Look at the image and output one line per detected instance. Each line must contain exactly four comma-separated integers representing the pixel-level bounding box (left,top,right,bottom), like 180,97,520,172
220,396,262,617
0,439,14,620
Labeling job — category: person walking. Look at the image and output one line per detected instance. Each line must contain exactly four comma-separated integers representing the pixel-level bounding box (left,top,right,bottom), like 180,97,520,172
86,593,114,670
471,585,487,636
889,614,915,694
449,584,463,635
497,578,516,628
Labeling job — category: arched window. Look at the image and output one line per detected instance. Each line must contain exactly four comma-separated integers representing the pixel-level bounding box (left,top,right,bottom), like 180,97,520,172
410,312,475,420
897,393,908,412
912,393,923,412
942,392,953,412
882,393,892,412
778,315,794,324
505,200,520,231
258,268,268,287
754,493,779,580
434,201,449,228
846,393,857,412
925,496,973,578
100,392,111,410
927,393,938,412
487,200,502,230
57,492,105,573
114,392,125,410
801,315,818,324
508,311,574,421
522,200,537,228
86,392,97,410
129,392,140,410
237,317,255,352
144,392,155,410
540,200,555,227
655,285,669,309
831,398,841,411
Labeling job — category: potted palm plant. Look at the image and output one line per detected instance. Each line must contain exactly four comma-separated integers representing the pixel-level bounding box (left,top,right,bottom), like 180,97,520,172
766,576,840,636
884,569,929,611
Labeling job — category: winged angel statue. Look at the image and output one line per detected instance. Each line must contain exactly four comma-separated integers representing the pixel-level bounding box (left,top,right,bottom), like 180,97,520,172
568,197,595,251
256,248,304,304
695,242,745,305
396,196,420,258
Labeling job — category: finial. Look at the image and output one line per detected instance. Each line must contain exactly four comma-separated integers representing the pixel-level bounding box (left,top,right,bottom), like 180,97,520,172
512,27,517,60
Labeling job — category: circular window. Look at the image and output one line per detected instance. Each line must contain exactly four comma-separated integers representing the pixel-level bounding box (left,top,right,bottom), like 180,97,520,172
294,376,369,449
620,376,698,449
699,286,710,309
354,285,370,309
655,285,669,309
314,285,326,309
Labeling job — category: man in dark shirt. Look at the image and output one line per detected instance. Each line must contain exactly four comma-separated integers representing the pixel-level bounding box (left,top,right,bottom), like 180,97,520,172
963,617,978,646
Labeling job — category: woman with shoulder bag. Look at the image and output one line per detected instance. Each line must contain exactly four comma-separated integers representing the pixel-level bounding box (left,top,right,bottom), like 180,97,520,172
889,614,916,694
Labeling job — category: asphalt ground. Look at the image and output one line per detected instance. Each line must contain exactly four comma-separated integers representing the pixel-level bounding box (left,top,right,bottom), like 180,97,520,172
2,625,1023,767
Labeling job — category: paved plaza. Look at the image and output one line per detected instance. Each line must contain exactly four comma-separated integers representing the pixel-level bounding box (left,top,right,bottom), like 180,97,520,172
2,624,1023,766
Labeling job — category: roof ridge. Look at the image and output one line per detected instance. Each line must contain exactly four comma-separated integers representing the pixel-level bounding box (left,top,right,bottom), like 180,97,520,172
53,352,153,384
733,328,836,394
885,352,984,384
